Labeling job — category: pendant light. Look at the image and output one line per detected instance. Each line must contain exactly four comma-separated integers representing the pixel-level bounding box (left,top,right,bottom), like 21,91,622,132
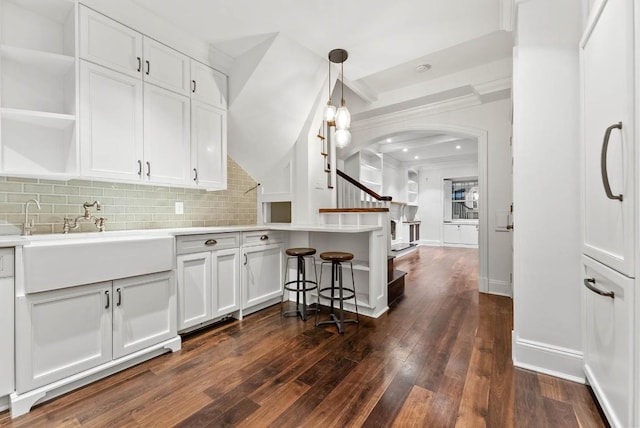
326,48,351,148
323,60,336,123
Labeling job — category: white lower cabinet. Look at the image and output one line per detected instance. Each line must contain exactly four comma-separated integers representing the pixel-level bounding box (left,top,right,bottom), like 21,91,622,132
176,233,240,332
582,256,634,428
16,281,113,393
16,271,175,394
241,232,284,311
443,223,478,246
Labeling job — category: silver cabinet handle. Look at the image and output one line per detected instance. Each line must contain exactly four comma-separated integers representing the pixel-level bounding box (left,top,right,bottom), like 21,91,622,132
193,168,198,182
117,288,122,306
260,235,269,241
205,239,217,246
146,161,151,178
105,290,110,309
137,160,142,176
600,122,623,201
244,253,247,265
583,277,615,299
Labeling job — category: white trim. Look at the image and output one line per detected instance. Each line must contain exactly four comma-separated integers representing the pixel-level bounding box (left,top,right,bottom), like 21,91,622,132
0,396,8,413
479,276,489,293
512,331,585,383
417,239,440,247
488,279,512,297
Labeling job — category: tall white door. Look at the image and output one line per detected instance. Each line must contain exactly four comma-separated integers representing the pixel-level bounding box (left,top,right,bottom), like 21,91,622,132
80,61,144,181
581,0,635,276
112,272,176,359
191,100,226,189
143,84,191,185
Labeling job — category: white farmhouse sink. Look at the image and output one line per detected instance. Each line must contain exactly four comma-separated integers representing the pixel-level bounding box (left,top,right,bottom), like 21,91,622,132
23,233,175,293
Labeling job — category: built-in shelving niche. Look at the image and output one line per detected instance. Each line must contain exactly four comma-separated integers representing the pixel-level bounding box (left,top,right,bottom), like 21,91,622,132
0,0,78,178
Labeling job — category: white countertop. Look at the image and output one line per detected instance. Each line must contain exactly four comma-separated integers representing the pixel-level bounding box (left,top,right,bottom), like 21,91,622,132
0,223,382,246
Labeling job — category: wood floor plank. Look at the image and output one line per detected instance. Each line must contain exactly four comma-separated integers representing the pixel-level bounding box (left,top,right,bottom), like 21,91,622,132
0,247,607,428
391,385,434,428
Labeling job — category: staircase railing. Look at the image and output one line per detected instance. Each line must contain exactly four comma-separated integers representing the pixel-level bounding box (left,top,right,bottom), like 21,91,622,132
336,169,392,209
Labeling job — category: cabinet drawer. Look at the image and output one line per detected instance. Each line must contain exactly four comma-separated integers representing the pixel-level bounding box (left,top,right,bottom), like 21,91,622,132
582,255,634,428
177,233,239,254
0,248,14,278
241,230,284,247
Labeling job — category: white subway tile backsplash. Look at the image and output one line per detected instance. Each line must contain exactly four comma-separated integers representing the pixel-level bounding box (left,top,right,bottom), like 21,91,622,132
0,158,257,234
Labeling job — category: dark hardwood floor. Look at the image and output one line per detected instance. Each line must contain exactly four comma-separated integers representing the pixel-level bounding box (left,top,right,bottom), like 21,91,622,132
0,246,607,427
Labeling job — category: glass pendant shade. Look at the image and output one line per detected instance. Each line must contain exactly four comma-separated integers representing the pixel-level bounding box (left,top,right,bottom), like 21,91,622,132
335,105,351,130
324,103,336,122
334,128,351,148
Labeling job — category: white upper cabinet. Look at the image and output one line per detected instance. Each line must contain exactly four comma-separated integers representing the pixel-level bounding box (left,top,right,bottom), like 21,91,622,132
190,60,227,108
80,60,144,181
581,0,635,277
143,38,190,95
77,5,227,189
191,100,226,189
143,84,191,185
80,6,142,78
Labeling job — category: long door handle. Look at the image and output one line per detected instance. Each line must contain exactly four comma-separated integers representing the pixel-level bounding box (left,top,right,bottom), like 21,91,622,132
244,253,247,265
583,277,615,299
145,60,150,75
137,160,142,176
192,80,196,93
117,288,122,306
146,161,151,178
137,57,141,72
193,168,198,182
600,122,623,201
105,290,110,309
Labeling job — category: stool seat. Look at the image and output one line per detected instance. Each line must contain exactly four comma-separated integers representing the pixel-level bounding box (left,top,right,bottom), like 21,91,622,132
320,251,354,262
286,247,317,257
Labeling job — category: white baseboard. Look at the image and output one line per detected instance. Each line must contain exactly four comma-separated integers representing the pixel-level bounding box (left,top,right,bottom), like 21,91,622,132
0,395,8,412
478,276,489,293
512,331,585,383
487,279,512,297
417,239,440,247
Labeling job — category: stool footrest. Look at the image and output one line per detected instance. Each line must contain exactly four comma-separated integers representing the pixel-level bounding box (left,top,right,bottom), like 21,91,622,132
283,279,318,293
318,286,356,301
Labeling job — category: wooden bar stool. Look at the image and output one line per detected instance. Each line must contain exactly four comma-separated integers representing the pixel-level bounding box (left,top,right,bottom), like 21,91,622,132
282,247,318,321
315,251,359,334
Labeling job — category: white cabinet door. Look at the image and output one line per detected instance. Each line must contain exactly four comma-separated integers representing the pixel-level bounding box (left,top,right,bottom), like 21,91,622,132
177,252,212,331
582,256,634,428
15,281,112,393
80,60,144,181
460,224,479,246
112,271,176,359
79,6,142,78
191,60,227,108
242,243,283,309
143,37,190,96
143,84,191,185
191,100,227,189
212,247,240,318
443,224,460,244
581,0,635,276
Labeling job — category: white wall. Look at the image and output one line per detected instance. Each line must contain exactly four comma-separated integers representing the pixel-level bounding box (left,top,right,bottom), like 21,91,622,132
350,97,512,297
512,0,583,381
418,163,479,245
382,157,405,202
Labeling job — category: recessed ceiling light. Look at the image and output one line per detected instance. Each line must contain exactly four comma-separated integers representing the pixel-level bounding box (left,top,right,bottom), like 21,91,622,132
414,156,419,160
415,64,432,73
402,148,408,152
386,138,392,143
455,145,461,149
